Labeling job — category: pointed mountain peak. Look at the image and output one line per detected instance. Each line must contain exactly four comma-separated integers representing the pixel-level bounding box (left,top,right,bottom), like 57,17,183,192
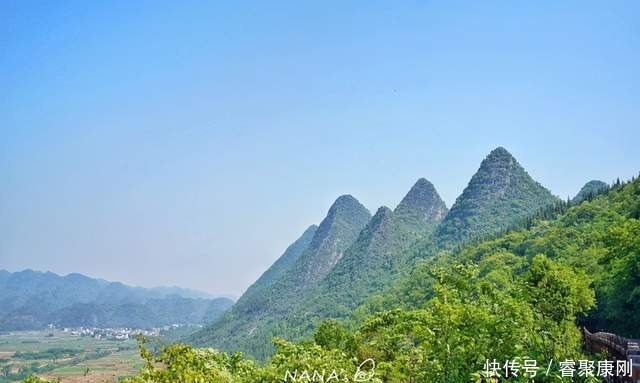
347,206,394,250
318,194,370,239
436,147,558,245
285,194,371,287
471,147,536,187
479,146,519,170
394,178,448,226
371,206,394,224
572,180,609,203
322,195,371,228
375,205,393,216
405,178,438,199
329,194,363,211
487,146,513,158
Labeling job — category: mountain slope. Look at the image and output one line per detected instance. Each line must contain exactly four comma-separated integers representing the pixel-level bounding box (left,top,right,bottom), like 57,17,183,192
288,195,373,288
189,225,318,348
243,224,318,296
436,147,559,245
0,270,233,330
190,195,371,358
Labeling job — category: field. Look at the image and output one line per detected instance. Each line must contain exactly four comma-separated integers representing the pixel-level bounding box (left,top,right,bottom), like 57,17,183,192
0,331,143,383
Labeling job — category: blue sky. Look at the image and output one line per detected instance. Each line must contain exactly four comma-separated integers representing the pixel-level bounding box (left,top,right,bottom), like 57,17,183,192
1,1,639,296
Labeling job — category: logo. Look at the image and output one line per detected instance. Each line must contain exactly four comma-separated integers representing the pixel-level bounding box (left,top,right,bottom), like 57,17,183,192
353,358,376,382
283,358,376,382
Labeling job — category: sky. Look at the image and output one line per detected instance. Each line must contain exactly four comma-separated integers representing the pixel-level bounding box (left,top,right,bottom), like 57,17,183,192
1,1,639,297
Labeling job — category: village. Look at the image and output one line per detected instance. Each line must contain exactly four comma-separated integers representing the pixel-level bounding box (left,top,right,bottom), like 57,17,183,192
59,324,185,341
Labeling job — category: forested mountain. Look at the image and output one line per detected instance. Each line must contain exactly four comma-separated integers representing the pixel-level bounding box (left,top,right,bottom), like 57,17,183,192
287,195,372,287
190,195,371,357
436,147,559,245
0,270,233,330
572,179,609,204
82,166,640,383
294,178,448,321
190,148,565,359
392,178,449,228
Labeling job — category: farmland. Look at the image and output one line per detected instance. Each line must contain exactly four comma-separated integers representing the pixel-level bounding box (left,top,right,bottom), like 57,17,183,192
0,330,143,383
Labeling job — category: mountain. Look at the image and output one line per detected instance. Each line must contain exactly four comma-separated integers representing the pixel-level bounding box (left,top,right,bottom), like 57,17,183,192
241,224,318,300
0,270,233,330
394,178,449,228
572,180,609,204
297,178,448,319
189,225,318,350
288,195,372,288
213,224,318,321
436,147,559,245
190,195,371,358
147,286,216,300
191,148,561,359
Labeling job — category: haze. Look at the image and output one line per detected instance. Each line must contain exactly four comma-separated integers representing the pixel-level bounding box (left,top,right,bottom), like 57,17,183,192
1,1,639,296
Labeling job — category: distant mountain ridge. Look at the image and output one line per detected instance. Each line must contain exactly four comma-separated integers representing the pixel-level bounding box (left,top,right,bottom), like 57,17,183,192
572,180,609,204
0,270,233,330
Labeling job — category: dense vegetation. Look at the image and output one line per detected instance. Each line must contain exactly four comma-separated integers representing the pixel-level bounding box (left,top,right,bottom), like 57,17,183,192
0,270,233,330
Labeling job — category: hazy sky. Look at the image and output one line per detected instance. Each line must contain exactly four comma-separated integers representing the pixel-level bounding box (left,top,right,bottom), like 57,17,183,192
1,1,639,297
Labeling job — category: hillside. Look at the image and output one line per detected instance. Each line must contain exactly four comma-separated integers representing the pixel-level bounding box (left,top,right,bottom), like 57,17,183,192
241,224,318,298
190,195,371,357
0,270,233,330
358,174,640,339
